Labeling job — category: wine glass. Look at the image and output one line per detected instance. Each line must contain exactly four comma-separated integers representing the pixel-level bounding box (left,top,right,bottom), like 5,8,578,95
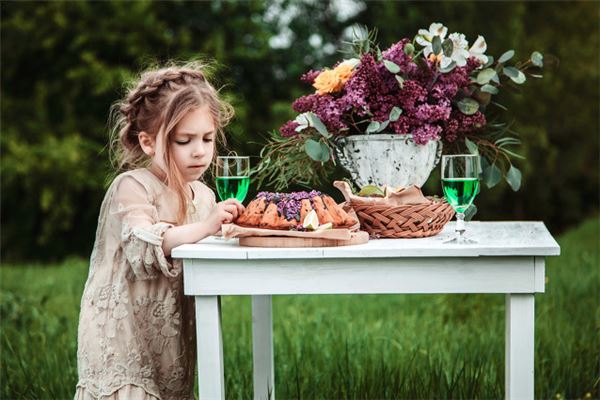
441,154,480,244
215,156,250,203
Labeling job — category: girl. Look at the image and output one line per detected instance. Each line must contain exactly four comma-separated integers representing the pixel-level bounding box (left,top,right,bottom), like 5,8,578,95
75,63,244,400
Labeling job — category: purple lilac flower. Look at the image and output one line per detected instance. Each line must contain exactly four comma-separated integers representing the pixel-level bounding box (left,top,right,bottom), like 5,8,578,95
300,69,321,84
412,124,443,144
280,121,300,137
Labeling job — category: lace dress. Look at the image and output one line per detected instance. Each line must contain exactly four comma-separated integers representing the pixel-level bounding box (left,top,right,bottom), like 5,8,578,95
75,168,216,400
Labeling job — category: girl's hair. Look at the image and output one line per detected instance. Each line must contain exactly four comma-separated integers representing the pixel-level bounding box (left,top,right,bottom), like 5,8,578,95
109,61,234,225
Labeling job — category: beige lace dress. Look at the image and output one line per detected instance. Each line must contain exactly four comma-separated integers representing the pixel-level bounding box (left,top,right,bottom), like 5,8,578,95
75,168,216,400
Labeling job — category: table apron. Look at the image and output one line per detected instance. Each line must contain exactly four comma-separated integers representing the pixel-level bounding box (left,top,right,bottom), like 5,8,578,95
183,256,543,295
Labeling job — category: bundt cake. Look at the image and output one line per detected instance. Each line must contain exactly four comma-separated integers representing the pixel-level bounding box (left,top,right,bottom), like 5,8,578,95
235,190,357,230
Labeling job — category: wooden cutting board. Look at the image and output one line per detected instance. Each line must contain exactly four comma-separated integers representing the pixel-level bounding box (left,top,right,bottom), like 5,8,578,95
239,230,369,248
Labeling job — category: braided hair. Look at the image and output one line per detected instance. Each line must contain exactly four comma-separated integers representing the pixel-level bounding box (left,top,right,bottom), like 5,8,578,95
109,61,234,224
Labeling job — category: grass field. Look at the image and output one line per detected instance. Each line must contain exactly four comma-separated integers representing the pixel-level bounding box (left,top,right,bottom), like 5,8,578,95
1,217,599,399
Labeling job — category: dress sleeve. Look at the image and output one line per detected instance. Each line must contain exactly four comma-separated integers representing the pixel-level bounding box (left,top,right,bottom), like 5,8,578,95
111,175,179,280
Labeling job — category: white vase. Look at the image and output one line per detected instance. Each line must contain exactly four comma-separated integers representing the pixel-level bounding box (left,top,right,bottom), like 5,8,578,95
334,133,442,188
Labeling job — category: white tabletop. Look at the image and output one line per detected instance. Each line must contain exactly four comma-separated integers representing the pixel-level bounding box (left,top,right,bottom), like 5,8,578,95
172,221,560,260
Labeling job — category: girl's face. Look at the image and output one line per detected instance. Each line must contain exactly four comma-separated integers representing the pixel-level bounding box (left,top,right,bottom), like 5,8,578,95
167,105,216,182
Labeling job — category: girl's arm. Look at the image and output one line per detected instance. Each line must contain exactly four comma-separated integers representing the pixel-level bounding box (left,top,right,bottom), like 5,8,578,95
161,198,244,256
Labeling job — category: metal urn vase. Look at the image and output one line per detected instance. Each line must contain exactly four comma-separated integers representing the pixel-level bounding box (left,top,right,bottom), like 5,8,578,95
334,134,442,188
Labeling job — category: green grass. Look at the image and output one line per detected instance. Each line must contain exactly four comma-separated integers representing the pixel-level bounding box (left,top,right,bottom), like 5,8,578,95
1,217,599,399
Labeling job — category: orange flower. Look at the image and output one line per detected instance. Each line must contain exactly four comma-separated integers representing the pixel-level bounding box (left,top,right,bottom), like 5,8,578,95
313,64,354,95
334,64,353,84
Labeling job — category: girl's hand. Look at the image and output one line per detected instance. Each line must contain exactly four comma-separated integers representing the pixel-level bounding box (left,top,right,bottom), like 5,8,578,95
205,198,245,235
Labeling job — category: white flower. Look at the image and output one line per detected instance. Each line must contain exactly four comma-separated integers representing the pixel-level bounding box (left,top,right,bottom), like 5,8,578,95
339,58,360,68
469,35,489,65
416,22,448,57
441,33,470,68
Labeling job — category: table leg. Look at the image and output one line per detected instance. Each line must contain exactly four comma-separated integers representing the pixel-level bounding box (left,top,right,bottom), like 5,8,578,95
252,295,275,400
505,293,535,400
195,296,225,400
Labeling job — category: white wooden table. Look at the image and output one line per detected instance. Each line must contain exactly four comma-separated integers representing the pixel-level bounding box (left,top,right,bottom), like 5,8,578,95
172,221,560,400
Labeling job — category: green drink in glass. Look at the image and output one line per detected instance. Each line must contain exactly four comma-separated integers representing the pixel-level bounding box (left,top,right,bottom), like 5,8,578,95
441,177,479,214
215,156,250,202
215,176,250,202
441,154,480,244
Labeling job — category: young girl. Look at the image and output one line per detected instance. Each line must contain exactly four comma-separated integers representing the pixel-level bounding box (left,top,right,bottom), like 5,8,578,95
75,63,244,400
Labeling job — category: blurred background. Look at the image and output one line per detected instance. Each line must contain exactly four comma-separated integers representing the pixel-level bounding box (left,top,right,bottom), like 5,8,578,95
1,1,598,262
1,2,599,399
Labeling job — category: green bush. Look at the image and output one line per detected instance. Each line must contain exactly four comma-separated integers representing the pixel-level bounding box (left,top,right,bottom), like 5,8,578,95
1,1,598,261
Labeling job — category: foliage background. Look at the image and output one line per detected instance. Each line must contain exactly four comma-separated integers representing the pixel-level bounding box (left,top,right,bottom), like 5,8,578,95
1,1,599,261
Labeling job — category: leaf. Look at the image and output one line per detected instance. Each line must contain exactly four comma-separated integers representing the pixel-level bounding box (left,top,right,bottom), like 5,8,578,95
319,141,331,162
464,204,478,221
442,38,453,57
465,138,479,154
306,112,331,138
483,163,502,188
378,119,390,132
503,66,519,78
505,164,522,191
389,106,402,122
483,55,494,68
439,61,456,73
395,75,404,88
490,73,500,84
510,70,526,84
366,121,380,134
383,59,401,74
495,137,521,146
531,51,544,67
502,148,526,160
476,68,497,85
305,139,324,161
358,185,385,197
481,84,499,94
457,98,479,115
432,35,442,55
498,49,515,64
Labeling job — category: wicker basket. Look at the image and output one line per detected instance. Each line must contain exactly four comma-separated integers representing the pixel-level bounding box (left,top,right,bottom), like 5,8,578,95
348,198,455,238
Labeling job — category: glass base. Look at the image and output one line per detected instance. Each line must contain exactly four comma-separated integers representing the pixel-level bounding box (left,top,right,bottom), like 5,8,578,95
443,235,478,244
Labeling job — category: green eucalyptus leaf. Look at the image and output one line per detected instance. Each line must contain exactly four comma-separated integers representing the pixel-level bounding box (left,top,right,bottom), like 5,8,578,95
503,66,519,78
439,61,456,73
306,112,331,138
305,139,324,161
490,73,500,84
476,68,497,85
395,75,404,88
457,98,480,115
531,51,544,67
378,120,390,132
432,36,442,55
464,204,478,221
442,38,453,57
505,164,522,191
483,55,494,68
383,60,401,74
389,106,402,122
483,163,502,188
465,138,479,154
498,49,515,64
366,121,380,134
319,141,331,162
481,84,499,94
509,70,526,84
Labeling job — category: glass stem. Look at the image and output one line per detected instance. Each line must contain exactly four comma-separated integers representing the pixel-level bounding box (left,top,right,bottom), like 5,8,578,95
455,212,466,242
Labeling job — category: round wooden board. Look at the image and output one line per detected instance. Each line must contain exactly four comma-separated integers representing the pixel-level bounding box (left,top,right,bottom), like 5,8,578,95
239,231,369,248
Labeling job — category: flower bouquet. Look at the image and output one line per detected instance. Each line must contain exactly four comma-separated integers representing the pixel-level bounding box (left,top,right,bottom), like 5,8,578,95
255,23,545,192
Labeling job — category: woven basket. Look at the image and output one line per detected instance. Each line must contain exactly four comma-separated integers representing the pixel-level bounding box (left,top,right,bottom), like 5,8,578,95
348,197,455,238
